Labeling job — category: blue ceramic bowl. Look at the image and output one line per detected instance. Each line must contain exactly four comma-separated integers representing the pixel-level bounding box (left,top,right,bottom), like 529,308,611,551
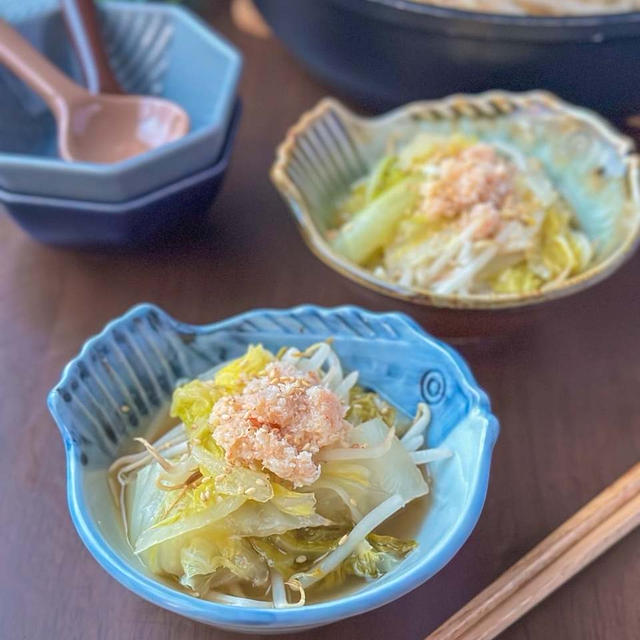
47,304,498,633
0,102,239,247
272,92,640,310
0,1,241,203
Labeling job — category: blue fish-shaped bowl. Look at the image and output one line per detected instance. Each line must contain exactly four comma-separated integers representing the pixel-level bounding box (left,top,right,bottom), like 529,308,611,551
271,92,640,310
48,304,499,633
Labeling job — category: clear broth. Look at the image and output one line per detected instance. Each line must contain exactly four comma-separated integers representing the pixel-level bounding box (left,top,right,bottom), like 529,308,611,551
112,406,431,605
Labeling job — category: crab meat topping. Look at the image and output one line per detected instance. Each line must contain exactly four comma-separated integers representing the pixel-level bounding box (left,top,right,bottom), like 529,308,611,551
209,362,349,486
419,143,515,229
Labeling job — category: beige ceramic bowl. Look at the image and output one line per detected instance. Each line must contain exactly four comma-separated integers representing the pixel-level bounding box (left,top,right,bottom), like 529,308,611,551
271,91,640,310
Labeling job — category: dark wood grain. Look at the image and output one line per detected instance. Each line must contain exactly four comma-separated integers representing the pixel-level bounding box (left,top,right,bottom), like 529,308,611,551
0,4,638,639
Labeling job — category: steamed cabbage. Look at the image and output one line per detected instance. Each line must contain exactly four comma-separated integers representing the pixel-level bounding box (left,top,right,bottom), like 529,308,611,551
329,134,593,297
109,343,450,607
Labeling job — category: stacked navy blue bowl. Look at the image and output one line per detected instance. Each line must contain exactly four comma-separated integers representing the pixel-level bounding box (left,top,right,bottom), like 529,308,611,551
0,1,242,246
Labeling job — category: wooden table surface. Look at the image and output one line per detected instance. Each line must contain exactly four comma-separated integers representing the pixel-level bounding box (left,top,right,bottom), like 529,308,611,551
1,4,639,639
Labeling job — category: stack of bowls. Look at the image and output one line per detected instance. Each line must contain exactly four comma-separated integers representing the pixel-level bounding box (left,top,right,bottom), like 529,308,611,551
0,1,242,246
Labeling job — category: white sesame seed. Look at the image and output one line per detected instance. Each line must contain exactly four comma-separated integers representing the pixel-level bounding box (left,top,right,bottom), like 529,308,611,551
338,534,348,546
255,479,266,486
245,487,256,496
295,555,307,564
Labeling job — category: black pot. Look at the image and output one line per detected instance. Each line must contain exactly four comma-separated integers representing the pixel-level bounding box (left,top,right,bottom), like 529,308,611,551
254,0,640,118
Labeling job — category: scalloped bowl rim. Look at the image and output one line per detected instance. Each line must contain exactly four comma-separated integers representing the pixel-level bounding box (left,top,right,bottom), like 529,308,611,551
48,303,499,631
271,91,640,310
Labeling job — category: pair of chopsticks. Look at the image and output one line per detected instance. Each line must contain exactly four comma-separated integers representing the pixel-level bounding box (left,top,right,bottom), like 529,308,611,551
426,461,640,640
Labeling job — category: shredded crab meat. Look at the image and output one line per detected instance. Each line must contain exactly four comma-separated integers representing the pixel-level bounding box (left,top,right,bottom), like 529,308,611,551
210,362,350,487
418,143,514,232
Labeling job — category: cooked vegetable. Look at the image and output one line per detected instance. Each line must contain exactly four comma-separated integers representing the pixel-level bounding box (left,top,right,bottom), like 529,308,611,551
109,342,451,606
329,134,593,296
250,527,416,589
331,178,418,265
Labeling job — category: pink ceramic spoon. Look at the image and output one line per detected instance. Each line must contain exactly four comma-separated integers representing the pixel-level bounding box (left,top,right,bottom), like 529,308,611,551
61,0,123,94
0,19,189,163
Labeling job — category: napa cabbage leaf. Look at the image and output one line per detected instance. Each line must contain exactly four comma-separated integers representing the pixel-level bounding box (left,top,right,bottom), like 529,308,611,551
331,178,419,265
213,344,273,394
170,344,274,428
320,534,417,588
250,527,416,585
309,418,428,522
170,379,222,428
346,385,396,428
142,530,269,595
364,155,406,204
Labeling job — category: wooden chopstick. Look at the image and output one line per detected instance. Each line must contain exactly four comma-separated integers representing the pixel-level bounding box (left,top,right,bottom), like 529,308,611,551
426,462,640,640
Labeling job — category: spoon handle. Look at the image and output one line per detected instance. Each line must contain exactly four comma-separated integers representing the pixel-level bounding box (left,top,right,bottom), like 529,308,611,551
0,19,82,116
61,0,123,94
